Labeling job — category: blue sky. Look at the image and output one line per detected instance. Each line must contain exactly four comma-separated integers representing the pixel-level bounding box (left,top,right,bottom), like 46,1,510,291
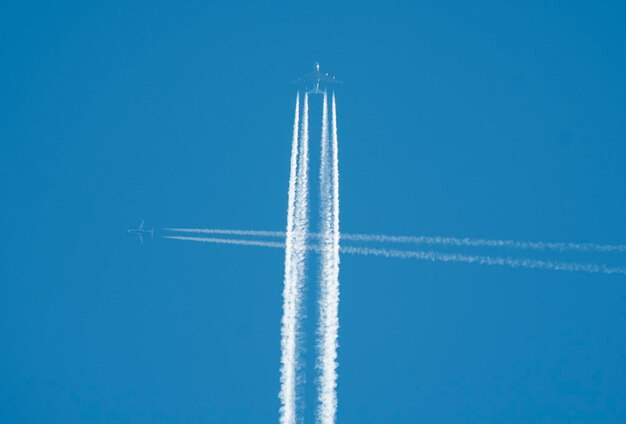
1,1,626,422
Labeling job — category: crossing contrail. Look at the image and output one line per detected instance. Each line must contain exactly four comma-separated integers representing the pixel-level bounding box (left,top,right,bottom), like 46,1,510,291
156,62,626,424
279,92,301,424
161,235,626,276
163,228,626,254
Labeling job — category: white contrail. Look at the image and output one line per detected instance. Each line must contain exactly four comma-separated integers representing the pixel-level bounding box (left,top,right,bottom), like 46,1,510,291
163,228,626,254
279,91,300,424
162,235,284,249
317,93,341,424
164,228,286,238
316,92,338,424
161,235,626,276
291,92,310,419
341,234,626,253
340,246,626,275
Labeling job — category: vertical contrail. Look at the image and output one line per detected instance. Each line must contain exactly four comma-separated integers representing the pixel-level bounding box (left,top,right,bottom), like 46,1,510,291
292,92,310,420
317,93,341,424
329,93,341,423
316,92,333,422
279,92,300,424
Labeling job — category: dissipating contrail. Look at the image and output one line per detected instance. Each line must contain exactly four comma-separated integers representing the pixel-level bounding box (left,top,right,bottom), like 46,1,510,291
162,228,626,254
161,235,626,276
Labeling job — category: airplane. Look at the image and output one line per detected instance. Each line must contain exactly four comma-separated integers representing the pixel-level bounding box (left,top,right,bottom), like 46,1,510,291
127,220,154,244
293,61,341,95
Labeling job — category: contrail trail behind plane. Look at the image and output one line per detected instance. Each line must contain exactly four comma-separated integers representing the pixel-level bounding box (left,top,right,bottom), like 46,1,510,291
157,66,626,424
316,92,341,424
162,235,284,249
161,235,626,276
316,92,340,424
279,92,301,424
293,93,310,419
163,228,626,254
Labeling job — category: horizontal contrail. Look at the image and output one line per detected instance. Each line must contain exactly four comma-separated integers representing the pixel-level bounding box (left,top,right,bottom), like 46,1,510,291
341,246,626,276
161,235,626,276
162,227,626,253
163,235,285,249
164,228,285,237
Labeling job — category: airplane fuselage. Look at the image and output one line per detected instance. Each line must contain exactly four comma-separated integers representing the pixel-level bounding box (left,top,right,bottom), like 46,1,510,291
128,229,152,235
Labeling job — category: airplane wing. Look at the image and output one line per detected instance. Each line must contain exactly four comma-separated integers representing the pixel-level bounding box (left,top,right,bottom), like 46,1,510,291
319,74,342,84
139,220,144,230
291,71,316,84
292,64,341,85
139,233,144,244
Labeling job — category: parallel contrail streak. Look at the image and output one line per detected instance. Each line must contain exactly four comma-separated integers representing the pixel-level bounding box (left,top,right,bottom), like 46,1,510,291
342,234,626,253
163,228,626,254
163,235,284,249
164,228,286,237
316,92,338,424
321,93,341,424
291,92,310,420
279,92,300,424
340,246,626,276
161,235,626,276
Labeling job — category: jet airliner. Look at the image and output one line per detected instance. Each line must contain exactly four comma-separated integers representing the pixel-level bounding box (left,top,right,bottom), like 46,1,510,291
293,61,341,94
128,220,154,244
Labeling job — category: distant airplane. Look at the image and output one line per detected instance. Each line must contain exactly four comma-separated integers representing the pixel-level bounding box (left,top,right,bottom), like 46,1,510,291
293,61,341,95
128,220,154,244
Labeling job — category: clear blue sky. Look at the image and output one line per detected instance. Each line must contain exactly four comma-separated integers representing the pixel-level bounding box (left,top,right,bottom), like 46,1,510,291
2,1,626,422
